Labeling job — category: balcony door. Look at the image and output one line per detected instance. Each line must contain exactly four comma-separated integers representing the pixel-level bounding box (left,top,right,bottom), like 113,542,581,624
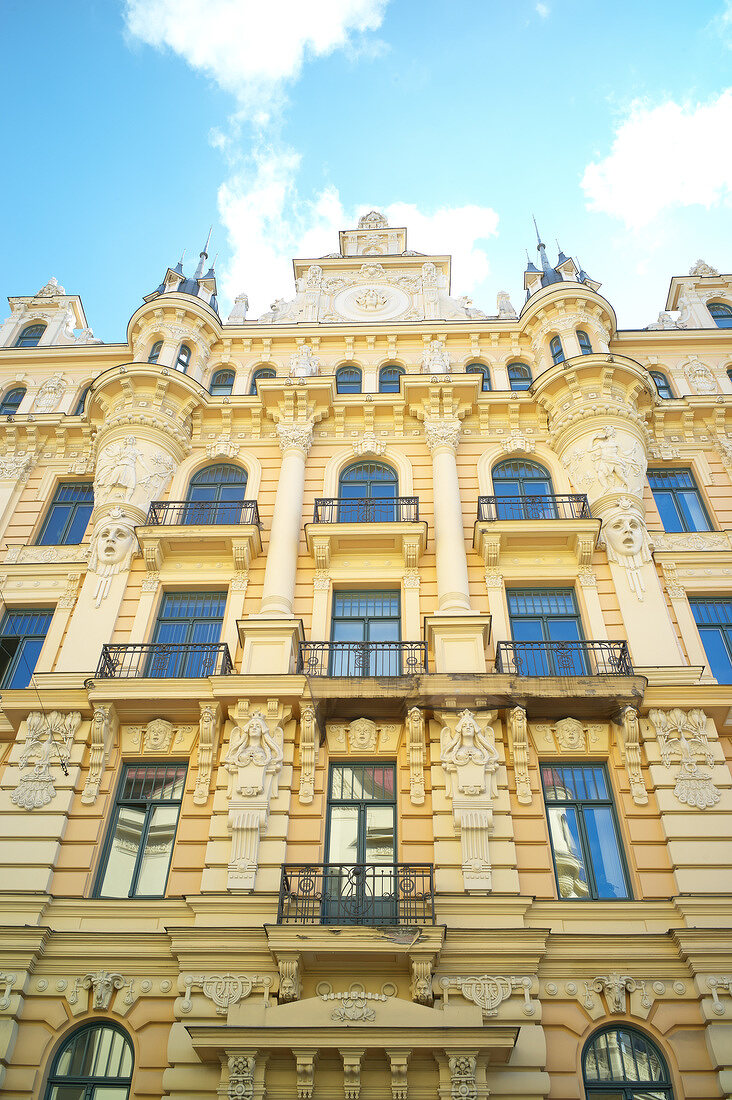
184,463,247,525
325,762,397,924
492,458,557,520
338,461,397,522
148,591,226,677
508,588,588,675
330,590,401,675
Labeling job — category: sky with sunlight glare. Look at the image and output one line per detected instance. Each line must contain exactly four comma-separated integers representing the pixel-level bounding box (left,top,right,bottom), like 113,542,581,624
1,0,732,340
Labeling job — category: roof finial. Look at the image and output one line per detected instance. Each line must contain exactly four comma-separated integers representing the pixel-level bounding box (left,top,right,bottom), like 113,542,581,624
202,226,212,258
179,249,186,265
194,228,213,279
532,214,543,247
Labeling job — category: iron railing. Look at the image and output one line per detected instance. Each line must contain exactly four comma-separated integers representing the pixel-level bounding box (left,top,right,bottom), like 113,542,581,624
277,863,435,925
145,500,260,526
313,497,419,523
477,494,591,521
96,642,234,679
298,641,427,677
495,640,633,677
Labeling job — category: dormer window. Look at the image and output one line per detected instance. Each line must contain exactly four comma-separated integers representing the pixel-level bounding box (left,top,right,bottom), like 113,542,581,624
15,323,46,348
148,341,163,364
577,330,592,355
550,336,565,365
175,344,191,373
709,302,732,329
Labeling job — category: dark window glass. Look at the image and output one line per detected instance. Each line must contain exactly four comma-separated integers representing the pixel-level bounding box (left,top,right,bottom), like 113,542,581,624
0,608,53,689
15,323,46,348
508,587,587,674
492,457,555,518
650,371,674,400
466,362,491,391
330,589,400,675
72,386,91,416
508,362,532,390
149,590,226,677
338,461,397,521
336,366,362,394
250,367,275,394
542,763,631,900
148,340,163,364
45,1022,133,1100
210,369,235,396
550,336,565,365
96,763,186,898
37,482,94,545
648,468,712,533
183,463,247,524
577,329,592,355
379,364,404,393
584,1026,673,1098
709,302,732,328
690,599,732,683
175,344,191,372
0,386,26,415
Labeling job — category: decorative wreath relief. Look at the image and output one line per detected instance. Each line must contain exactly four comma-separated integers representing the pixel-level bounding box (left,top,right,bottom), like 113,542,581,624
316,981,396,1022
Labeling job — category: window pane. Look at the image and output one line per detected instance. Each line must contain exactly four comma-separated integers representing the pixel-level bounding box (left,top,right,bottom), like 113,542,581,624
134,804,179,895
653,491,684,532
92,1089,131,1100
547,805,589,898
327,806,359,862
6,637,45,688
365,805,396,863
99,807,146,897
48,1088,87,1100
583,806,629,899
65,504,93,543
696,627,732,682
678,490,711,532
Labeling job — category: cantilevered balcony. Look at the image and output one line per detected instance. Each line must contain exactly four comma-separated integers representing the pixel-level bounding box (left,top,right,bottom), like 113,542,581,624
305,498,427,567
277,863,435,926
477,494,591,522
474,493,599,569
313,497,419,523
96,642,233,679
298,640,427,677
494,640,633,677
137,499,261,573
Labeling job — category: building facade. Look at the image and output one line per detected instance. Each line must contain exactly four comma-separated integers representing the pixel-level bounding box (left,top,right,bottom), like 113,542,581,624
0,214,731,1099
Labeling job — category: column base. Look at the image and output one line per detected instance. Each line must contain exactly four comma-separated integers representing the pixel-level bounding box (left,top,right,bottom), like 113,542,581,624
424,614,492,674
237,618,304,675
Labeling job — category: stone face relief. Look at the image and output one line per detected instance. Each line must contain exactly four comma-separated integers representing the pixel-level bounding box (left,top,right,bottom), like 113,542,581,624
33,372,67,412
87,508,138,606
600,500,653,601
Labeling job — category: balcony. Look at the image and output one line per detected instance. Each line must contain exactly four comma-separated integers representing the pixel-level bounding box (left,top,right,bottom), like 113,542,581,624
96,642,234,679
495,640,633,677
313,497,419,523
137,499,262,573
305,498,427,570
277,863,435,926
298,640,427,677
474,494,599,569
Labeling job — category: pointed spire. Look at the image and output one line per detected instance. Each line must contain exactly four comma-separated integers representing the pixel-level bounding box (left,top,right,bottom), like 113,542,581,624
194,227,213,279
524,248,539,274
204,251,218,279
576,256,591,283
174,249,186,275
530,216,562,286
556,239,569,265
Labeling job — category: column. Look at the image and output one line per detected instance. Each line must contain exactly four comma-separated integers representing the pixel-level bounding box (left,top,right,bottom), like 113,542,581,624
425,418,471,613
259,420,312,616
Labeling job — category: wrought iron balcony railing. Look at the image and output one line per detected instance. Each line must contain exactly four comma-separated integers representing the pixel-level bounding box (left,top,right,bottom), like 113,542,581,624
298,640,427,677
312,497,419,523
277,863,435,926
477,494,591,521
146,499,260,526
495,640,633,677
96,642,234,679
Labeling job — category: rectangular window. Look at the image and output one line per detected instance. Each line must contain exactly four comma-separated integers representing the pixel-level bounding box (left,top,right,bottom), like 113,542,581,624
541,763,630,900
0,608,53,688
507,588,587,675
648,468,712,533
37,482,94,545
96,762,186,898
690,599,732,683
149,591,226,677
330,590,401,675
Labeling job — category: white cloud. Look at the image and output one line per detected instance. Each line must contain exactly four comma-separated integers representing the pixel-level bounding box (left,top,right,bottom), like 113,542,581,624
124,0,389,120
218,150,500,317
712,0,732,44
535,3,550,17
582,89,732,227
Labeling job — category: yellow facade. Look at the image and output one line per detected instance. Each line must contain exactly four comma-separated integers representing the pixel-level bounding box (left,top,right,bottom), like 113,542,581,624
0,219,731,1099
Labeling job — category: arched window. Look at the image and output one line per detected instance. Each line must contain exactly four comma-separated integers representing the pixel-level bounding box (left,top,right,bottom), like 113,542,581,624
550,336,565,365
184,462,247,524
15,323,46,348
466,362,492,391
250,367,275,394
577,329,592,354
507,362,532,391
175,343,191,373
72,386,91,416
337,459,398,522
336,366,362,394
44,1022,133,1100
0,386,26,416
583,1026,673,1099
148,340,163,364
650,371,675,400
492,457,555,519
379,364,404,394
709,302,732,329
210,369,235,396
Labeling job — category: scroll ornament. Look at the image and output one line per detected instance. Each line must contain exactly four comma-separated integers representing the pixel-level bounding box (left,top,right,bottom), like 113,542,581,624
298,704,317,804
440,709,499,892
407,706,426,805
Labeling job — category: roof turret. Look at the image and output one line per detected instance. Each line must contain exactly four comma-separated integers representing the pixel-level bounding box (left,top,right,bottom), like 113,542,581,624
144,232,219,315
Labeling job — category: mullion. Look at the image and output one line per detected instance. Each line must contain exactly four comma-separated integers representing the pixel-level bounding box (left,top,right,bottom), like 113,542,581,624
126,798,155,898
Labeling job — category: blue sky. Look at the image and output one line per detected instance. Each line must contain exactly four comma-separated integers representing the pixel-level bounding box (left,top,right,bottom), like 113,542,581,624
1,0,731,340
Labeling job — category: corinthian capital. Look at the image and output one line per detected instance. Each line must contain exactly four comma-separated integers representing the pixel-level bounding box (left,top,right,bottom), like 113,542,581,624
424,417,461,453
276,420,314,454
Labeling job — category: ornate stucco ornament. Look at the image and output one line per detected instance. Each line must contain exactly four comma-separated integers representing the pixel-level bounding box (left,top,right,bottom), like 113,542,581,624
88,507,139,607
599,498,653,600
224,709,285,890
317,981,394,1022
440,709,499,892
648,708,720,809
181,973,272,1015
583,973,651,1014
440,974,535,1018
68,970,135,1011
12,711,81,811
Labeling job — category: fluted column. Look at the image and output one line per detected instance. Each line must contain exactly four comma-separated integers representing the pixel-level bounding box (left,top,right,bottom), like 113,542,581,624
425,418,471,613
259,420,313,617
